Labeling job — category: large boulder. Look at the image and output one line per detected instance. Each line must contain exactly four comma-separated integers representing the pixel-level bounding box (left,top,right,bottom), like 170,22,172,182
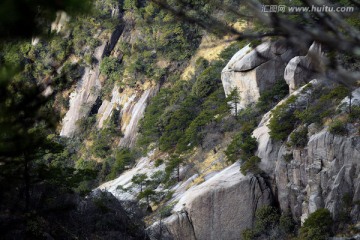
147,162,273,240
284,42,324,93
222,41,297,109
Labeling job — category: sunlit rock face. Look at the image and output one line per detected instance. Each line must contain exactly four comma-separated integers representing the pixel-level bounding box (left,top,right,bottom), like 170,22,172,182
96,85,158,148
221,41,297,110
147,162,273,240
119,86,158,148
284,42,325,93
60,42,106,137
51,11,70,34
98,150,163,201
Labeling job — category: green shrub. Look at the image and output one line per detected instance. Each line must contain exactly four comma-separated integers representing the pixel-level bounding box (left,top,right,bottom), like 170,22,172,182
191,65,222,98
240,156,262,175
107,148,136,180
254,206,280,233
91,128,115,158
279,213,296,234
164,190,174,201
296,85,351,125
269,96,298,141
76,116,96,138
249,39,263,48
159,96,201,151
256,80,289,113
159,202,176,218
242,228,255,240
320,85,350,101
241,205,282,239
164,155,184,182
177,88,229,152
225,121,258,163
75,158,98,171
299,208,333,240
149,171,166,187
100,56,121,81
225,134,257,163
289,127,308,148
225,132,242,163
349,105,360,122
154,159,164,167
84,54,94,65
138,89,173,147
227,87,241,117
283,153,293,162
329,120,348,135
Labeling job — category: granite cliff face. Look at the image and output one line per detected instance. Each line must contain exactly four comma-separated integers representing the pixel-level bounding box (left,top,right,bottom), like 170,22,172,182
59,11,156,144
60,42,106,137
147,163,273,240
253,80,360,223
275,125,360,223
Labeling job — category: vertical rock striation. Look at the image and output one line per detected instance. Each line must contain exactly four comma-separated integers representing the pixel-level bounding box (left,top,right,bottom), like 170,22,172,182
60,42,106,137
119,86,158,148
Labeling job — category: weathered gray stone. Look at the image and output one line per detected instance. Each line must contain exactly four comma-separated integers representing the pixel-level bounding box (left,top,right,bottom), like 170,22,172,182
148,162,273,240
284,42,324,93
252,82,360,225
222,41,297,109
273,108,360,223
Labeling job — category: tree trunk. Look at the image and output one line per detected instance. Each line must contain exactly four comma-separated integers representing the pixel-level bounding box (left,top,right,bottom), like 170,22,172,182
177,164,180,182
349,93,352,114
24,155,30,212
159,214,163,239
235,102,237,118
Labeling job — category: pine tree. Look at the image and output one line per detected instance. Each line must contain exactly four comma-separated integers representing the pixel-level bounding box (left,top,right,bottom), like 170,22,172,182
227,87,241,118
131,173,148,193
165,155,184,182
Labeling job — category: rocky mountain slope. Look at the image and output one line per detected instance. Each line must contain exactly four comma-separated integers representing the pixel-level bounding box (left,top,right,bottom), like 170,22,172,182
2,0,359,239
95,38,360,239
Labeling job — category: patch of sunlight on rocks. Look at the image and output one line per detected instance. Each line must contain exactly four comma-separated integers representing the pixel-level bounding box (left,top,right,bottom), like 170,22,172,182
187,147,227,189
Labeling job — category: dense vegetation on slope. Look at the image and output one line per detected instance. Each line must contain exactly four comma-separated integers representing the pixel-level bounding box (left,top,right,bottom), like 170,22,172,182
138,41,251,153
